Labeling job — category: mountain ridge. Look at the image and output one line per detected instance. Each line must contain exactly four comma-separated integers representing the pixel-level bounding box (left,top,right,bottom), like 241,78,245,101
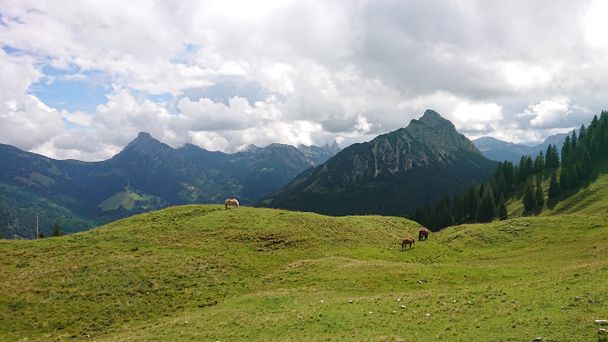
0,135,340,237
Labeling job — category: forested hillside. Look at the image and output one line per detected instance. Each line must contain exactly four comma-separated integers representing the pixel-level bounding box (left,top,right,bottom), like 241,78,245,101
416,111,608,230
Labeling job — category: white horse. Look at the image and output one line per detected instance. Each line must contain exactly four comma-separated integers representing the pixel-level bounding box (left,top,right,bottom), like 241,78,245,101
224,198,240,209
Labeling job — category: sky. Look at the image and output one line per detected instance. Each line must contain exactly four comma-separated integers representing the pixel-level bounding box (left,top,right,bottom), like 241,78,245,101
1,0,608,161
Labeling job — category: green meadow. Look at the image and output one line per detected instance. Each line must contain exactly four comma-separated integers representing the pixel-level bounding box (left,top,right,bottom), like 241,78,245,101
1,204,607,341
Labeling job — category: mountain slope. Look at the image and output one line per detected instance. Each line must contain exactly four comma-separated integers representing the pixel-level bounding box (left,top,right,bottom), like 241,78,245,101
0,134,338,236
1,205,606,340
261,110,497,216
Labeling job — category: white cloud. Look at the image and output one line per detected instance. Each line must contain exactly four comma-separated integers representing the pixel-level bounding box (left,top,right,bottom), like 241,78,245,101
1,0,608,159
452,102,503,133
501,62,552,88
0,50,64,149
524,97,594,131
584,0,608,49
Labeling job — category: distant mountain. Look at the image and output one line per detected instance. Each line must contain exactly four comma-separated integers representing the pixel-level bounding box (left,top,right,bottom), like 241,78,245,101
297,142,341,165
259,110,497,216
473,132,569,164
472,137,534,164
0,134,339,237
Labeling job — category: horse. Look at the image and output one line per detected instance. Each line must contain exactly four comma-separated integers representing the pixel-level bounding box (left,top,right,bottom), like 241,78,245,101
401,237,415,251
224,198,240,209
418,229,429,241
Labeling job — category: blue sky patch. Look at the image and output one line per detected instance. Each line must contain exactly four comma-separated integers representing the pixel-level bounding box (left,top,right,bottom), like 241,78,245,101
2,45,21,54
29,66,110,112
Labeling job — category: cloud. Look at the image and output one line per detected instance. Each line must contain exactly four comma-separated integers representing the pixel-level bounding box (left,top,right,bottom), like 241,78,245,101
2,0,608,159
452,102,503,134
0,50,64,149
527,98,593,129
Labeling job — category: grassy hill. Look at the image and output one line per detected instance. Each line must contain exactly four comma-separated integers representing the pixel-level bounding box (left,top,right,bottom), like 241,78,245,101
1,205,607,341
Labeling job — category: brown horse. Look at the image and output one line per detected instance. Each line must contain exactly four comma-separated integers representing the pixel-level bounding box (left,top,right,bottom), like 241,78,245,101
401,237,415,251
418,229,429,241
224,198,240,209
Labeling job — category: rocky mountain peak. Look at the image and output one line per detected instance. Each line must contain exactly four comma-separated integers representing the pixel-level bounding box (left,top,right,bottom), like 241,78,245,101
120,132,172,157
130,131,159,145
414,109,456,130
259,109,497,216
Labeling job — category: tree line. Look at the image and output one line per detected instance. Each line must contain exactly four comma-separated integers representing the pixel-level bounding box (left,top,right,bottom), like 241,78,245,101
414,111,608,230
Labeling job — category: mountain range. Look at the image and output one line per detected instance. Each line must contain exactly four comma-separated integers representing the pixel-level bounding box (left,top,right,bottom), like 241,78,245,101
260,110,498,216
0,134,339,237
473,132,569,164
2,110,574,238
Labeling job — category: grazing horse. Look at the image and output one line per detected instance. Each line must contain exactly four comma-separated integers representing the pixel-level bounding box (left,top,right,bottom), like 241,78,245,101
224,198,240,209
401,237,415,251
418,229,429,241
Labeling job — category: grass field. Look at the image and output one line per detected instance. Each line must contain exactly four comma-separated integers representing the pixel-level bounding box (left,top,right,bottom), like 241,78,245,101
1,204,607,341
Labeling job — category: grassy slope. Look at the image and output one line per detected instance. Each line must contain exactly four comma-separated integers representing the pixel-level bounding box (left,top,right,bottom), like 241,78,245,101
1,205,607,341
507,161,608,218
548,171,608,216
98,187,160,212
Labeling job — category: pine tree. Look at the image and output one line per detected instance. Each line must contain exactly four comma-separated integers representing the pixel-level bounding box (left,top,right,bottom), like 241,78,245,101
414,206,431,228
545,144,560,169
548,170,561,199
517,156,527,183
578,124,587,145
590,114,599,129
464,185,480,220
436,197,453,229
525,156,534,177
577,145,592,180
452,193,465,224
517,156,534,183
561,135,571,165
495,172,507,201
476,186,495,222
52,222,62,237
534,152,545,173
496,193,507,220
589,131,601,162
553,144,560,168
522,180,536,213
535,176,544,209
502,161,515,192
600,112,608,151
560,164,571,189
